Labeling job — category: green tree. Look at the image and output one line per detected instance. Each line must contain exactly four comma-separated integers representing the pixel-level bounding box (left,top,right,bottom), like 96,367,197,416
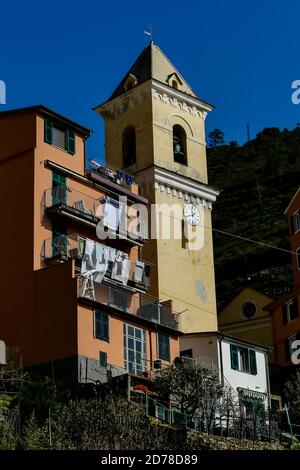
153,362,223,431
284,370,300,425
208,128,225,148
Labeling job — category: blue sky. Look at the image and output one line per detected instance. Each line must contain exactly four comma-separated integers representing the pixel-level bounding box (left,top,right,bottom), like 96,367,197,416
1,0,300,159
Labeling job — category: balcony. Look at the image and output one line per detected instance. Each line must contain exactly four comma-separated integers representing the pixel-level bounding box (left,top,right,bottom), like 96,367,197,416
42,186,146,244
78,279,179,331
41,234,151,291
87,161,135,189
42,186,99,225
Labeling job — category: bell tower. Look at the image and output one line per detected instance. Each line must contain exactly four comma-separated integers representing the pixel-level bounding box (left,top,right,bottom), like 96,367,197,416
94,43,220,334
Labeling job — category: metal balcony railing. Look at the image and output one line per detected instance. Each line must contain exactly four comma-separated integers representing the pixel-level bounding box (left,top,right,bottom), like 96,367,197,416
87,161,135,187
41,234,151,289
78,279,179,330
42,186,99,221
42,186,147,242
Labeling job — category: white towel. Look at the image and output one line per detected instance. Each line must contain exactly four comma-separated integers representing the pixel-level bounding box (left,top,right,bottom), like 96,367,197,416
81,239,95,273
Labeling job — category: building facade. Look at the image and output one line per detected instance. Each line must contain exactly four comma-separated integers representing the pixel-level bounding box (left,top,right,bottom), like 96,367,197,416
180,332,271,413
0,105,180,384
264,187,300,367
218,287,275,363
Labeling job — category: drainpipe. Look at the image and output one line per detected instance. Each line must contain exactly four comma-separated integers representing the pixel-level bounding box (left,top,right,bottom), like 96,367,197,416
149,330,153,369
218,334,224,386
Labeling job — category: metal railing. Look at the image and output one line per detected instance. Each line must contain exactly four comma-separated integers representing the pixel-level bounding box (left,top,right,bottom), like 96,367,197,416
42,186,147,242
41,234,151,289
43,186,99,220
78,278,179,330
87,161,135,187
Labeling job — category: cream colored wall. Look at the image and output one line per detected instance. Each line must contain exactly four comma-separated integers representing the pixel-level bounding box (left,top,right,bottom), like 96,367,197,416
152,90,208,184
154,189,217,333
218,287,272,326
102,82,154,174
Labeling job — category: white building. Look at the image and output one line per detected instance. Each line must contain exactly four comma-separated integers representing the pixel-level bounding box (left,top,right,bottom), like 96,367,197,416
180,332,271,413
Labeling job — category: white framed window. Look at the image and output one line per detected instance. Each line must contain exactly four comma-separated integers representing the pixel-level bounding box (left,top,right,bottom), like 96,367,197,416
123,324,146,375
283,298,299,324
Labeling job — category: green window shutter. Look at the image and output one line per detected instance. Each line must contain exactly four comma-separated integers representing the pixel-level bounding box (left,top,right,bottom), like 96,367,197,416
230,344,239,370
67,129,76,155
282,304,288,325
291,298,299,320
99,351,107,367
249,350,257,375
291,215,295,234
158,333,170,362
45,118,53,144
95,310,109,342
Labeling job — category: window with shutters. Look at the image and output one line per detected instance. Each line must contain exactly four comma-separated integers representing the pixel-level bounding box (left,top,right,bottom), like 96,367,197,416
285,332,300,362
230,344,257,375
94,310,109,342
99,351,107,368
297,248,300,270
44,117,76,154
282,298,299,325
293,210,300,233
157,332,170,362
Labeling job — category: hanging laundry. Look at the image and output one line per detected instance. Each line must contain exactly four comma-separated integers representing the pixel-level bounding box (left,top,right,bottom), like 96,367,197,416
93,243,109,283
134,260,145,283
77,236,86,259
111,251,131,286
103,197,124,231
81,239,95,273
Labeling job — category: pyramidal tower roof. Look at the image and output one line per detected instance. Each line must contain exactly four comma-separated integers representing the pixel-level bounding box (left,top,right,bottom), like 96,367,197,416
108,42,197,100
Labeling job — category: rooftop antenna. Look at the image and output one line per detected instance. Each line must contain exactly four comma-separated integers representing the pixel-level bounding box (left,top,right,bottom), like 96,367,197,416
144,25,153,44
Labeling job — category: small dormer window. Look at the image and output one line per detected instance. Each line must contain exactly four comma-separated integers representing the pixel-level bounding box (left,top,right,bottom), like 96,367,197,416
124,74,138,92
167,73,182,90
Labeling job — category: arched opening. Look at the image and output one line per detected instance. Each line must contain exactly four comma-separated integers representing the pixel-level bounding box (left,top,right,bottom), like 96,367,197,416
122,126,136,167
173,125,187,165
172,80,178,89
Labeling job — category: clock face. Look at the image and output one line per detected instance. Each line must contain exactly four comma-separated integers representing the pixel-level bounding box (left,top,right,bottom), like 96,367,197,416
184,204,201,226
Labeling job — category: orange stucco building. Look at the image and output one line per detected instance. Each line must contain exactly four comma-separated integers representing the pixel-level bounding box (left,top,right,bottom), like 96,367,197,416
0,105,180,384
264,187,300,367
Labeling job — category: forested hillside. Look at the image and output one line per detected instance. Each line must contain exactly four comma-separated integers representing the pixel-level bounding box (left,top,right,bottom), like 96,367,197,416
207,126,300,309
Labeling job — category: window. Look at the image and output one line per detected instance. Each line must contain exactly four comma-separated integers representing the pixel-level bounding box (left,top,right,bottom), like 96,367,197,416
52,171,67,205
99,351,107,368
180,349,193,358
241,301,256,319
122,126,136,167
292,210,300,233
172,80,178,89
44,117,76,154
94,310,109,342
230,344,257,375
158,332,170,362
285,332,300,361
173,125,187,165
123,324,146,375
282,298,299,325
297,248,300,270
